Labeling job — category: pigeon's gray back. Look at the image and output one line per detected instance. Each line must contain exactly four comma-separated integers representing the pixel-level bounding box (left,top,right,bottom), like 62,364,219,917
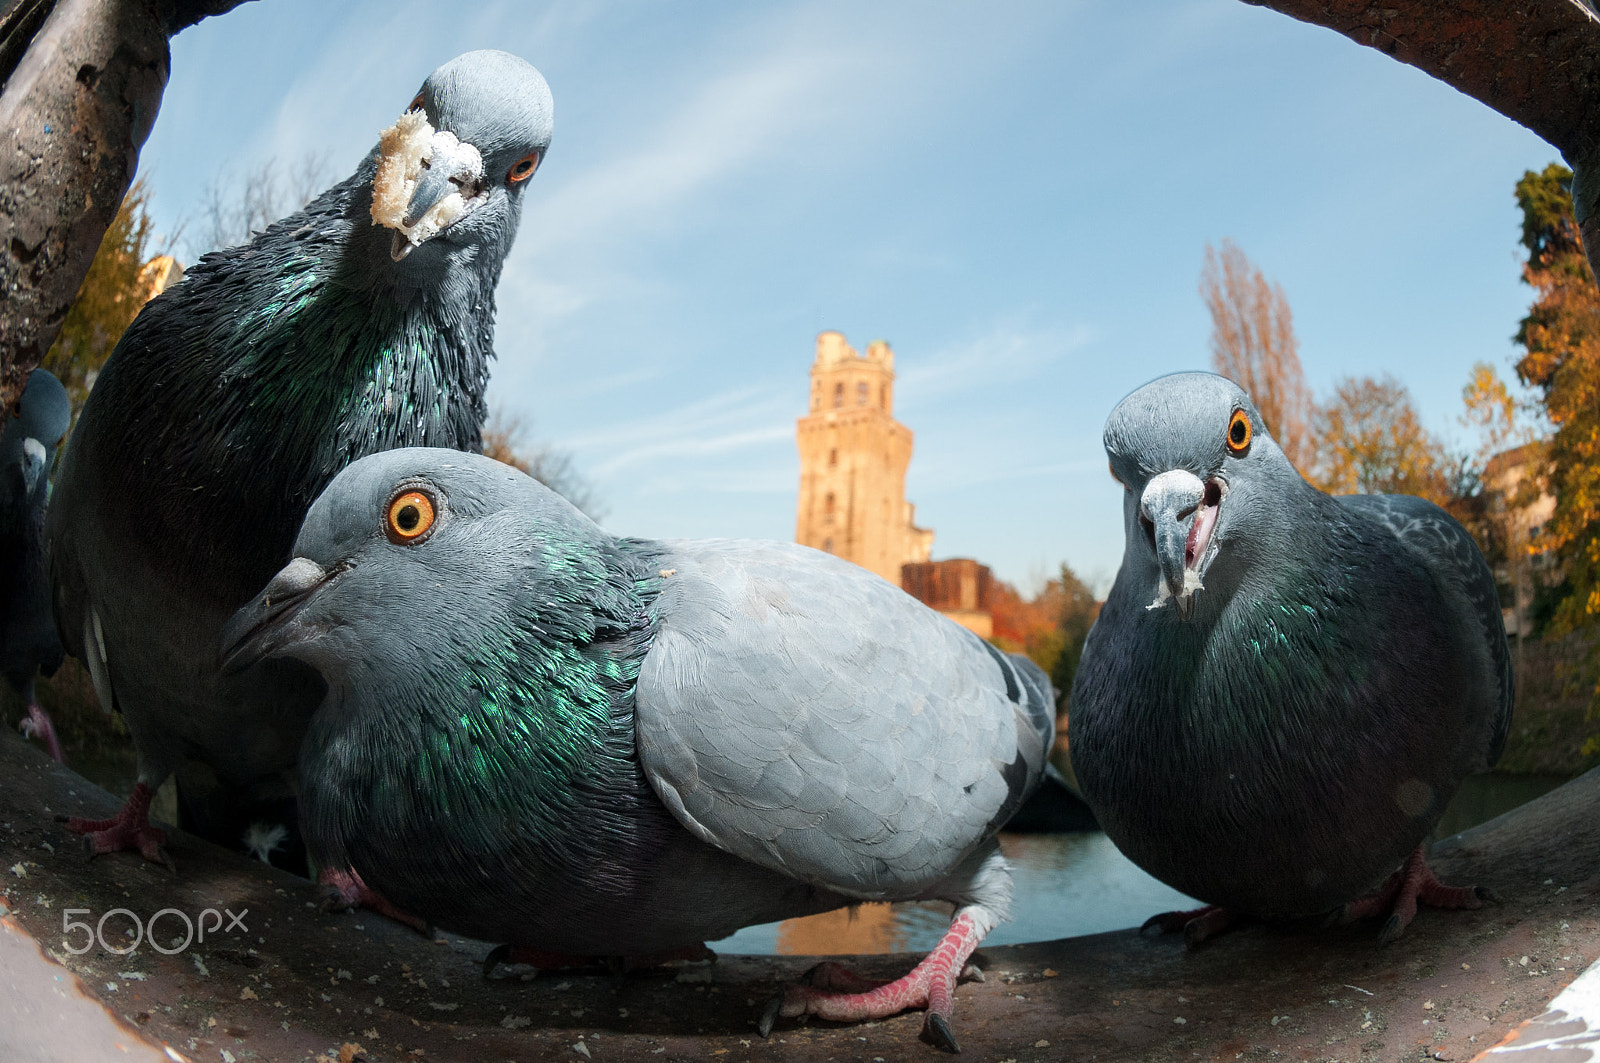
635,539,1053,901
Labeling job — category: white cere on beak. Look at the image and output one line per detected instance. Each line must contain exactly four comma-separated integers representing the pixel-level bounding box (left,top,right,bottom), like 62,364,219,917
371,110,485,259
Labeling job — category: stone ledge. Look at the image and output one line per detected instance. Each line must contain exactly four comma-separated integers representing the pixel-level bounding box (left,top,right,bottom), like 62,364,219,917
1,726,1596,1062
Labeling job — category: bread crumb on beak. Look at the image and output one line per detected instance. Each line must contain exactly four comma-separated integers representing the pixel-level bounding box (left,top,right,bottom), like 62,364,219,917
371,110,480,251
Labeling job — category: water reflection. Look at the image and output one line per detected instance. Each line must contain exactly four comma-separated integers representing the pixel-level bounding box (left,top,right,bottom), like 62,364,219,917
713,832,1196,956
715,771,1579,956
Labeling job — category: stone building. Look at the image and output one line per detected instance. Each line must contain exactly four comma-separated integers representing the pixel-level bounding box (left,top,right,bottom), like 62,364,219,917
901,558,995,639
795,332,933,584
1482,443,1557,640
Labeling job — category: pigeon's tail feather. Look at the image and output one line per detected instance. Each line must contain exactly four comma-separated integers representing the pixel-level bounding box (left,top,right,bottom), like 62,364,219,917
82,608,118,716
1005,651,1057,761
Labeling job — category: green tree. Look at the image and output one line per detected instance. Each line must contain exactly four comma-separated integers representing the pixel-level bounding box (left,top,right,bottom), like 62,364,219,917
988,563,1100,712
1049,564,1100,709
41,179,173,418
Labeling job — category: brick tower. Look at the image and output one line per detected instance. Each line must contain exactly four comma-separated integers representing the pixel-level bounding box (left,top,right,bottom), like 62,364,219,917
795,331,933,584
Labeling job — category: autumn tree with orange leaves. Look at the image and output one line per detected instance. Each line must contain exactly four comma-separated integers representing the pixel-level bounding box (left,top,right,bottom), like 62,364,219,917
1511,164,1600,742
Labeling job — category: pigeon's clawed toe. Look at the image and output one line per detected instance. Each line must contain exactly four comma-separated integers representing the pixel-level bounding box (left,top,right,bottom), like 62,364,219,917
764,908,991,1050
18,703,63,763
317,867,431,935
65,782,169,867
1346,844,1492,945
1140,904,1236,948
923,1012,961,1054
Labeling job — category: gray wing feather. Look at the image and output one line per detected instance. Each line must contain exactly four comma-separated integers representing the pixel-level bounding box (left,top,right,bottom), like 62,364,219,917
1338,493,1514,766
635,539,1053,900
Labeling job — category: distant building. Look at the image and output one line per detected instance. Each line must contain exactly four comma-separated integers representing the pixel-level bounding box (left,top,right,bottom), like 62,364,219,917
795,332,933,584
1482,443,1556,639
901,559,995,639
793,331,1001,637
138,255,183,302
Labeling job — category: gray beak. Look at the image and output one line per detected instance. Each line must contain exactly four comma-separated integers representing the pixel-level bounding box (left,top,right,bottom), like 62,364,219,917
404,133,485,228
220,557,339,673
1141,469,1207,614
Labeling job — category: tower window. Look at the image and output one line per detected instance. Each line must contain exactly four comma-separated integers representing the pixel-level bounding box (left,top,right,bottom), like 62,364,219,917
856,382,868,406
822,537,834,553
824,492,836,523
880,384,886,408
833,383,844,408
828,448,837,467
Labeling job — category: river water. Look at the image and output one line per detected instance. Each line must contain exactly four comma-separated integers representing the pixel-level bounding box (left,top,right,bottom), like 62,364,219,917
713,771,1574,956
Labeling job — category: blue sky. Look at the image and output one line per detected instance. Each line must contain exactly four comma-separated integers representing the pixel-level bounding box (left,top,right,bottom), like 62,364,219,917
138,0,1557,591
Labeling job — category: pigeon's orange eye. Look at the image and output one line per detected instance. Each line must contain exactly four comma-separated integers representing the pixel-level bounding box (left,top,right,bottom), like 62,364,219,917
508,151,540,184
409,92,425,113
1109,462,1124,488
386,491,435,544
1227,410,1252,453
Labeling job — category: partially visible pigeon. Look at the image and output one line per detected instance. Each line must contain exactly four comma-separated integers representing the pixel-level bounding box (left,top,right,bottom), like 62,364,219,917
1,369,71,762
47,51,553,866
221,448,1055,1051
1069,372,1511,945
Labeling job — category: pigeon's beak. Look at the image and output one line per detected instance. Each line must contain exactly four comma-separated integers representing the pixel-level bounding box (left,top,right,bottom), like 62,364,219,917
371,112,489,262
1140,470,1224,619
220,557,344,674
403,133,485,229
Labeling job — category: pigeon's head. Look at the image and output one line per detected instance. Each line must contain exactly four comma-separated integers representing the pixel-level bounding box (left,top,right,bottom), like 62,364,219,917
219,447,603,691
2,368,69,505
369,50,554,273
1103,371,1301,620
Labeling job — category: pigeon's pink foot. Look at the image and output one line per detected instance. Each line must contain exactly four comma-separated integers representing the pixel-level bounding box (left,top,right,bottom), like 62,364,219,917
18,703,63,763
1141,904,1238,949
318,867,432,935
1343,844,1496,944
760,907,995,1053
64,782,169,867
483,941,715,978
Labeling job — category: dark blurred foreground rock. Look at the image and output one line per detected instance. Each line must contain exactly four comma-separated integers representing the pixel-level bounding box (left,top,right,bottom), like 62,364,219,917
1,725,1597,1062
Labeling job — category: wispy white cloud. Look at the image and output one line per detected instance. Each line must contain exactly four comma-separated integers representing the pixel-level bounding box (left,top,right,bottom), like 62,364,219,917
520,44,878,258
897,322,1095,406
559,384,796,479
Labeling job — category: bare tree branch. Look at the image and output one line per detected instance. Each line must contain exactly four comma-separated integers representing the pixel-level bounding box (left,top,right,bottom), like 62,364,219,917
0,0,255,413
1200,239,1316,472
191,151,332,257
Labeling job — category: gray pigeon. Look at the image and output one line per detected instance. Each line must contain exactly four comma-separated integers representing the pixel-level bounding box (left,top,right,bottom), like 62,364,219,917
1069,372,1510,945
221,447,1055,1051
47,51,553,866
1,369,71,762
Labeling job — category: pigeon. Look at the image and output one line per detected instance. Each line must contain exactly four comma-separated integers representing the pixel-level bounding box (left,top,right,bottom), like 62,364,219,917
1069,371,1511,946
46,51,554,866
220,447,1055,1051
1,368,71,762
